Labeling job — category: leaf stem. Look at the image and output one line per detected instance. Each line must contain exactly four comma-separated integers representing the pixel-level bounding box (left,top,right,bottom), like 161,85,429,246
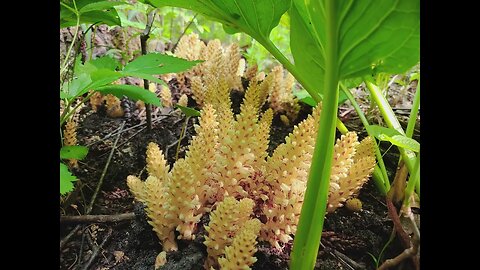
60,0,80,79
403,151,420,207
291,1,340,268
340,83,389,193
405,80,420,196
60,91,96,126
406,80,420,139
365,80,418,176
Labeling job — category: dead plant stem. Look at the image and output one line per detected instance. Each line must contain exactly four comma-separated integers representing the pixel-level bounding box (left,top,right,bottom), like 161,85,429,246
60,213,135,224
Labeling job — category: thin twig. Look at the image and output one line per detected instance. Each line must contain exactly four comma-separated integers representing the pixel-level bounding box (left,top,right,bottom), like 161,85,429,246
97,125,147,159
320,242,363,270
77,225,88,267
114,126,147,149
60,225,81,249
60,213,135,224
85,121,126,214
172,13,198,52
333,250,365,270
377,221,419,270
80,227,113,270
175,117,190,161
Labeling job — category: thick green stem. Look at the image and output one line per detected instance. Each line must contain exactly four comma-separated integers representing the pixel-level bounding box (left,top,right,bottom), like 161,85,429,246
365,81,417,174
341,84,389,194
290,1,339,269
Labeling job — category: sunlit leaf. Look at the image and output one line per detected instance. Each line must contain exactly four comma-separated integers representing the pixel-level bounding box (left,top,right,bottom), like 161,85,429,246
148,0,290,42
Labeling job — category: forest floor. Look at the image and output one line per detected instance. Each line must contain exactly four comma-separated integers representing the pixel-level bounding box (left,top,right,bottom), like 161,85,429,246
60,82,419,270
60,25,420,270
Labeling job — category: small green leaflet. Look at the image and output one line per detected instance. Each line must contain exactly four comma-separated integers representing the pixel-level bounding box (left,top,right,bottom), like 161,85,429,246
60,163,77,195
95,84,161,106
366,125,420,152
60,146,89,160
175,105,200,117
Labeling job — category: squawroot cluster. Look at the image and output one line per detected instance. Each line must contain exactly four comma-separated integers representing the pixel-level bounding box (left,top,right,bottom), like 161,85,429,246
126,71,376,269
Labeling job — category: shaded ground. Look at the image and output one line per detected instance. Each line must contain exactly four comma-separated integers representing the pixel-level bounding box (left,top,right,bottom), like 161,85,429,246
60,87,419,269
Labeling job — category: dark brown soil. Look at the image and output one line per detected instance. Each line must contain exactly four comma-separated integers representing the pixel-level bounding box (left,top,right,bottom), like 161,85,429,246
60,88,419,270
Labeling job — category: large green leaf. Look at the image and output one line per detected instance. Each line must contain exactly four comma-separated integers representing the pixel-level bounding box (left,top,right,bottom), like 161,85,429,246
290,0,419,94
148,0,290,42
60,163,77,195
95,84,161,106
